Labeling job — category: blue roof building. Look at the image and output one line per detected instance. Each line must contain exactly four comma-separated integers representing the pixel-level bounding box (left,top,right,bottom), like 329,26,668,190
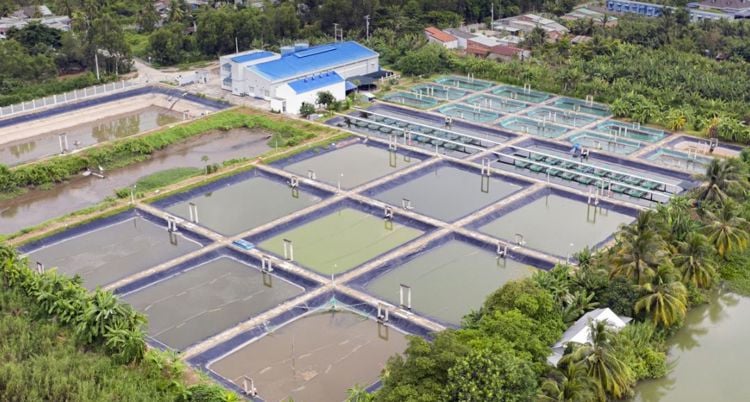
220,41,379,115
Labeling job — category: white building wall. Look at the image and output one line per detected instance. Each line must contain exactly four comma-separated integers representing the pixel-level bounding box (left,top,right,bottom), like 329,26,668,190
427,36,458,49
276,81,346,115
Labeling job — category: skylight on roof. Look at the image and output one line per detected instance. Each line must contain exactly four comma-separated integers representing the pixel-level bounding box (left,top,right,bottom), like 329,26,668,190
294,45,336,58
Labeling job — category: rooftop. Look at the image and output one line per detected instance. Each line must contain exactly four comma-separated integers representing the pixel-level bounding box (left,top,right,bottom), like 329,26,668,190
287,71,344,94
548,308,631,366
424,26,457,43
469,34,503,47
231,51,276,64
249,41,378,83
444,28,476,39
698,0,750,9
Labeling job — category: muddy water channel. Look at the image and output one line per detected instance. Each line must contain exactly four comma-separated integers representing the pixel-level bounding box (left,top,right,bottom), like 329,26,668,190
0,129,271,234
634,291,750,402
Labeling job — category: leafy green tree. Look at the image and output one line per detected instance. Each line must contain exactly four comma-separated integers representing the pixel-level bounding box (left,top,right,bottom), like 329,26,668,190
299,102,316,118
316,91,336,108
445,348,537,402
635,262,688,328
396,43,451,76
148,24,187,65
137,1,160,33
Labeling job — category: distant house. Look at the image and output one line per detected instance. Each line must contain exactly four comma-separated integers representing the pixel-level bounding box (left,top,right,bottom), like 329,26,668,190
548,308,631,367
488,44,530,61
467,34,503,57
493,14,569,42
444,28,476,49
424,26,458,49
689,0,750,19
0,5,70,39
562,7,619,26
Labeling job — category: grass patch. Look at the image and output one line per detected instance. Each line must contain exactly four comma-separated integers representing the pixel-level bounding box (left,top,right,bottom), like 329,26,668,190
719,251,750,296
134,167,202,193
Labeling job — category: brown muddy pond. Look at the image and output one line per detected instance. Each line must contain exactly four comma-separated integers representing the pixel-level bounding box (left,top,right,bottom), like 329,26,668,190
209,309,408,402
1,129,271,234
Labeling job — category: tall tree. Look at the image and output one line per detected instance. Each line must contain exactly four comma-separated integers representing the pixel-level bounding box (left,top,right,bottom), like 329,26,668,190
703,201,750,258
611,211,668,285
562,321,633,400
696,158,748,205
635,262,688,328
674,232,716,288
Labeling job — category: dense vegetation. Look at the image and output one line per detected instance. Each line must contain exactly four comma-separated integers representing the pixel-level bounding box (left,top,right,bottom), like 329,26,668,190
366,151,750,401
0,109,325,199
0,3,131,106
0,245,236,401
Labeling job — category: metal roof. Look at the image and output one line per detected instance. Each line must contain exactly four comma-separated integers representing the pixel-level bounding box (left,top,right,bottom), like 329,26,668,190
287,71,343,94
231,51,276,64
249,41,378,82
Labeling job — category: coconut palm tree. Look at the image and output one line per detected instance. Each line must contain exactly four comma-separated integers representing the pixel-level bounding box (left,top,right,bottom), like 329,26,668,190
696,158,748,205
703,201,750,258
346,384,373,402
635,262,688,328
562,321,633,400
538,363,597,402
674,232,716,288
611,211,668,285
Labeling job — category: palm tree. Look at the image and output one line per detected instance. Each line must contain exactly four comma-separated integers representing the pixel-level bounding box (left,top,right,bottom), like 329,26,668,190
696,158,748,205
346,384,372,402
538,363,597,402
611,211,668,285
562,321,633,400
703,202,750,258
674,232,716,288
635,262,688,328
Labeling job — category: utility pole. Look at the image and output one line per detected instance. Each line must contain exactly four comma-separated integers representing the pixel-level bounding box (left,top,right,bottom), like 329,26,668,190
333,23,339,42
94,52,100,80
366,15,370,39
490,3,494,30
235,37,239,53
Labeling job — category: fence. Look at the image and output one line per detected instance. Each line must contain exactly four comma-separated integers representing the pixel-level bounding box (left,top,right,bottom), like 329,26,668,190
0,80,141,118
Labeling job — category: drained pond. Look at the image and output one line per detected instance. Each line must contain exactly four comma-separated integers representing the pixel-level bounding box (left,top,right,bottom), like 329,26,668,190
209,309,408,402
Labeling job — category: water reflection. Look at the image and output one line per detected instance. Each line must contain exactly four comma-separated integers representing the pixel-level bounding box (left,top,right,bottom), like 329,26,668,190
634,290,750,401
0,106,180,166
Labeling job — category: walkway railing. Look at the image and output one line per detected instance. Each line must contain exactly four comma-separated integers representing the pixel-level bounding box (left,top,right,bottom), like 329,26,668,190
0,79,141,118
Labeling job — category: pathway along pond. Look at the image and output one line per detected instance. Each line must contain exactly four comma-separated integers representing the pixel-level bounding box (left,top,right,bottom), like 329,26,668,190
634,291,750,401
0,129,271,234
